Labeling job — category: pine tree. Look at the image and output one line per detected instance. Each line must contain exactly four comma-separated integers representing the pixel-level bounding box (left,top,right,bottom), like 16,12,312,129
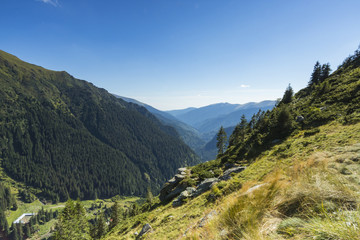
55,200,90,240
216,126,227,155
309,61,331,87
309,61,322,86
109,202,120,230
320,63,331,83
11,223,20,240
279,84,294,105
25,224,31,238
229,115,247,146
95,214,107,239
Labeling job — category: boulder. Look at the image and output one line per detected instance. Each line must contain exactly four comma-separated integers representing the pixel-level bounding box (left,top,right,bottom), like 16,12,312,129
174,174,186,181
159,179,179,202
159,170,187,202
138,223,152,238
219,166,246,181
172,187,196,207
177,167,187,174
163,184,187,202
194,178,219,196
296,115,305,122
198,210,217,227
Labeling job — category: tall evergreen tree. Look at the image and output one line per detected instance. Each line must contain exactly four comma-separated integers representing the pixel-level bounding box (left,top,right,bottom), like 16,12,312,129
109,202,120,230
309,61,331,87
55,200,90,240
309,61,322,86
216,126,227,155
279,84,294,105
229,115,247,146
95,214,107,239
320,63,331,83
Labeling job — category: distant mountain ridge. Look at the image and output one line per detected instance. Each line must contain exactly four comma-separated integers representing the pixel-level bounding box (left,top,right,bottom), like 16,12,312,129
167,101,276,140
116,96,276,162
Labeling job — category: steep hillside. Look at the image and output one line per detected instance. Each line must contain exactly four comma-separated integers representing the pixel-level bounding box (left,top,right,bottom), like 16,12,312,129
0,50,200,202
116,96,205,152
104,47,360,239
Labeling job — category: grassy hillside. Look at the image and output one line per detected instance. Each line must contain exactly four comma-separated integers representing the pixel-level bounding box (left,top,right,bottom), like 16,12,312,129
0,50,200,202
104,47,360,239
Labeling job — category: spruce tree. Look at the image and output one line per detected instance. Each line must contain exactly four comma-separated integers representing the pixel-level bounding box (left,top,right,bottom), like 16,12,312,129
309,61,322,86
109,202,120,230
279,84,294,105
55,200,90,240
229,115,247,146
95,214,107,239
216,126,227,155
320,63,331,83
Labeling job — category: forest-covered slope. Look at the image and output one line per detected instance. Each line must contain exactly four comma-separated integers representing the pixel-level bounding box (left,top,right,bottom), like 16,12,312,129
116,95,205,153
0,50,200,202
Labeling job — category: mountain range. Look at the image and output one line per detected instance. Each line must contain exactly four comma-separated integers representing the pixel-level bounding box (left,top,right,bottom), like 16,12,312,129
117,96,276,161
167,101,276,139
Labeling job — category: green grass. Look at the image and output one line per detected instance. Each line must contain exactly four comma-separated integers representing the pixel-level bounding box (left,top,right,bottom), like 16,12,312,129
30,219,57,240
104,121,360,239
6,200,45,224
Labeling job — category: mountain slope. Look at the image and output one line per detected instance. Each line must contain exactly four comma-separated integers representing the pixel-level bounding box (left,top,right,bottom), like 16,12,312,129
115,95,205,151
105,47,360,239
0,50,200,202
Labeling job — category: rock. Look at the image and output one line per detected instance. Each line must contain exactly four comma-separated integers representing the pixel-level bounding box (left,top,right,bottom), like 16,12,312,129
138,223,152,238
219,166,246,181
224,163,236,169
159,180,178,202
159,174,186,202
194,178,219,196
296,115,305,122
162,184,187,202
160,167,189,202
172,199,183,207
177,167,187,174
199,210,217,227
174,174,186,181
172,187,196,207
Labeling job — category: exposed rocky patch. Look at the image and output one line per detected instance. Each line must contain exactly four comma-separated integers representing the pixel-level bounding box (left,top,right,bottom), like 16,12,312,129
159,168,189,202
161,165,247,207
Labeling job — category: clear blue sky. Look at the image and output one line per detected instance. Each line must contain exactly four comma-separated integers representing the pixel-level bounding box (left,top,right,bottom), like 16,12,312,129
1,0,360,110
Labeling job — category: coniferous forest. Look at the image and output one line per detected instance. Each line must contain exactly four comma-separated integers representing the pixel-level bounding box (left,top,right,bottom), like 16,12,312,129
0,50,200,202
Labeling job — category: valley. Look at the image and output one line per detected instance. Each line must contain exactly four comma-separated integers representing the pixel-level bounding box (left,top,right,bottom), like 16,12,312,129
0,45,359,239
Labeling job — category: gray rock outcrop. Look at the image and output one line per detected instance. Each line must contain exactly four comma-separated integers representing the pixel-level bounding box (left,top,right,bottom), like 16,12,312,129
219,166,246,181
159,168,188,202
194,178,219,196
137,223,152,238
172,187,196,207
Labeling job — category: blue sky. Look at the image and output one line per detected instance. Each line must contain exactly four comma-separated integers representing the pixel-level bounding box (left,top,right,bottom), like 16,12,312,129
1,0,360,110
